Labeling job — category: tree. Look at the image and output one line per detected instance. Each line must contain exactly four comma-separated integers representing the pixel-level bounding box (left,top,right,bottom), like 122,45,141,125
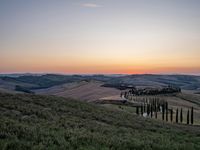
170,109,173,122
147,104,150,116
176,108,178,123
180,108,183,123
162,104,165,121
191,107,193,124
150,104,153,118
166,102,168,122
153,99,155,111
124,92,127,98
155,100,157,112
157,103,160,112
187,109,189,124
141,105,143,116
136,106,139,115
155,103,157,119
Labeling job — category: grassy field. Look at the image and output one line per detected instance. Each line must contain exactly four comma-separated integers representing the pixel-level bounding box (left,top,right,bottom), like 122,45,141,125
0,92,200,150
34,81,120,102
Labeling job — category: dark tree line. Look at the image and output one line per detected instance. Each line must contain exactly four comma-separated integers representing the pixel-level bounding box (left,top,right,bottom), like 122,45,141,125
122,86,181,97
134,98,194,125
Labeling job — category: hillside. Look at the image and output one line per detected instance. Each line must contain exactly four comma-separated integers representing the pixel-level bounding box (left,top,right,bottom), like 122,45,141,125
103,74,200,91
0,74,200,95
0,92,200,150
34,81,120,101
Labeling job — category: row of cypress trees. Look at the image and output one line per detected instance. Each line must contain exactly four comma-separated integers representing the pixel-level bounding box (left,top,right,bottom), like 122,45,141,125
123,92,195,125
177,107,194,124
135,102,194,124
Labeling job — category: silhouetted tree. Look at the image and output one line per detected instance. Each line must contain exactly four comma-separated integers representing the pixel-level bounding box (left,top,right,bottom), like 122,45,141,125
166,102,168,122
155,104,157,119
170,109,173,122
152,99,155,111
141,105,143,115
155,99,157,111
157,103,160,112
124,92,127,98
147,104,150,116
136,106,139,115
162,104,165,121
180,108,183,123
187,109,189,124
176,108,178,123
191,107,193,124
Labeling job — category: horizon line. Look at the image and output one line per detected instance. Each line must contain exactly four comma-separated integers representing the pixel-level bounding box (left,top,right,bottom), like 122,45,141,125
0,72,200,76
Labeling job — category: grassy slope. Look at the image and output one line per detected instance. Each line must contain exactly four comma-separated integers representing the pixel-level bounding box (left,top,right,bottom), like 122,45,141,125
34,81,120,101
0,93,200,150
176,93,200,106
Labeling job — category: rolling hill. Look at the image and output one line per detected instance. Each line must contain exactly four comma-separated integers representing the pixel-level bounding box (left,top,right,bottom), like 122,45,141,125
0,74,200,92
0,92,200,150
34,81,120,101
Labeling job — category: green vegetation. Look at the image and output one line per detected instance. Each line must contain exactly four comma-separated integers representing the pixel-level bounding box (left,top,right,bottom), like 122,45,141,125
0,92,200,150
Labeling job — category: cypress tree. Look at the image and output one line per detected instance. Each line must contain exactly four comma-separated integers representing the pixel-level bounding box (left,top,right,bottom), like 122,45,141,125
166,102,168,122
180,108,183,123
155,104,157,119
154,100,157,112
170,109,173,122
147,104,150,116
166,109,168,122
141,105,143,116
146,104,148,115
163,103,165,114
136,106,139,115
187,109,189,124
191,107,194,124
176,108,178,123
162,104,165,121
124,92,127,99
150,104,153,118
158,103,160,112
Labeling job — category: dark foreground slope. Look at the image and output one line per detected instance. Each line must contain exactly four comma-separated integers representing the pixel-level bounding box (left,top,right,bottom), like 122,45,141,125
0,93,200,150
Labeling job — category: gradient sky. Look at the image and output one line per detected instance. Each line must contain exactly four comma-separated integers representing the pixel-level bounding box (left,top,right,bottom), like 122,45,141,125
1,0,200,74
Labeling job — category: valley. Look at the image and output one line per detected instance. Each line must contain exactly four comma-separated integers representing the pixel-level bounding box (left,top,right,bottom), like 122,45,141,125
0,74,200,149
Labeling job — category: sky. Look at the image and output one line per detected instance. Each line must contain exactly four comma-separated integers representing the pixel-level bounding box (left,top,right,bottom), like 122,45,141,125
0,0,200,74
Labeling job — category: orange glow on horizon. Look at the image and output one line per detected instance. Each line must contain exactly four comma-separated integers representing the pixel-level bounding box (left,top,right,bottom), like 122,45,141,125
1,1,200,75
1,60,200,75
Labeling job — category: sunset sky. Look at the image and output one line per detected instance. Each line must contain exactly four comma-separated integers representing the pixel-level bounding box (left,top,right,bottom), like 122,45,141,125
0,0,200,74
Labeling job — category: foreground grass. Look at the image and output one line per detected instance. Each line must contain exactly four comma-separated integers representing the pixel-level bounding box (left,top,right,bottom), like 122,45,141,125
0,93,200,150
